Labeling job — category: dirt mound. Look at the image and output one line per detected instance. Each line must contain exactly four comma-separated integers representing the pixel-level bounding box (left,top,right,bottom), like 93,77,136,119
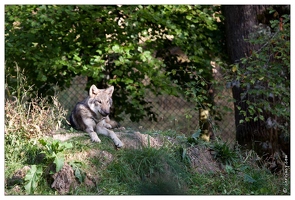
186,146,222,173
46,129,223,194
52,130,222,173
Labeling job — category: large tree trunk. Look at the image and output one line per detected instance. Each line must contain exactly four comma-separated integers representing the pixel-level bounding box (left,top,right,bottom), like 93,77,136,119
223,5,290,167
223,5,271,146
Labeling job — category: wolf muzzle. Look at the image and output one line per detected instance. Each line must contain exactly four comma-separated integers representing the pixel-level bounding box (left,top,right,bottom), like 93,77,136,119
99,109,110,117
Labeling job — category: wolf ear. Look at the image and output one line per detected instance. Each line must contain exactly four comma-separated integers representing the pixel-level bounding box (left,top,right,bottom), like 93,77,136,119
89,85,99,97
105,86,114,96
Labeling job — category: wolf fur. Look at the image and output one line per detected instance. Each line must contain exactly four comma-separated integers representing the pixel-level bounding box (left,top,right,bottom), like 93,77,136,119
69,85,123,148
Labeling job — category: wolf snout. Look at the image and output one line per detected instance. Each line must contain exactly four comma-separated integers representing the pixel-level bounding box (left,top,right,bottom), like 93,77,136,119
100,110,110,116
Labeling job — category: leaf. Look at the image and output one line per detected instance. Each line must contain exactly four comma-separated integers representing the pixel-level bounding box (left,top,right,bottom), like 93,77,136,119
244,174,256,183
125,78,134,84
232,64,238,72
74,167,83,183
192,129,201,139
186,15,192,20
182,148,187,160
259,115,265,121
69,161,84,183
112,44,120,53
54,152,65,172
96,49,102,55
61,142,73,150
24,165,43,194
38,138,47,146
73,54,81,61
225,164,234,173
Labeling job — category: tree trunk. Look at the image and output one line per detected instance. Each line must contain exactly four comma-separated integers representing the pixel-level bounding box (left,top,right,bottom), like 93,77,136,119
223,5,290,171
223,5,271,147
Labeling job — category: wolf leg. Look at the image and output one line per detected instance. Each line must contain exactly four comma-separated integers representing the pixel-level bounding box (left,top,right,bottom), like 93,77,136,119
83,119,101,143
95,125,123,148
87,131,101,143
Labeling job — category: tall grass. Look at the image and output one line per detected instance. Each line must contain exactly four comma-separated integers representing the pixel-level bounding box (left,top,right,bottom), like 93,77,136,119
5,64,68,193
5,64,67,139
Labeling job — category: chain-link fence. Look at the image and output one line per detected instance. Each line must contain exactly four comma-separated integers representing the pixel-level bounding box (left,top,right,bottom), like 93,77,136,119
58,71,236,145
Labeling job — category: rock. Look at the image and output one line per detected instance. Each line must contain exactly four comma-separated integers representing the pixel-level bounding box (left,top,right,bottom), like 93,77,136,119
51,163,78,194
6,166,31,186
117,131,163,149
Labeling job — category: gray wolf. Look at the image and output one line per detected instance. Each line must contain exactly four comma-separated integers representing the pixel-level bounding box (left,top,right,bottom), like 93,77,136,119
69,85,123,148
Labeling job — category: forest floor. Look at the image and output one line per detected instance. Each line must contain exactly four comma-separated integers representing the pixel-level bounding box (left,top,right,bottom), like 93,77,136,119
5,127,290,195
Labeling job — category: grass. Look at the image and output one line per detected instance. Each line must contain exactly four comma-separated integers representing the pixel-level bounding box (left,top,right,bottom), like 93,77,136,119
99,146,190,195
188,165,286,195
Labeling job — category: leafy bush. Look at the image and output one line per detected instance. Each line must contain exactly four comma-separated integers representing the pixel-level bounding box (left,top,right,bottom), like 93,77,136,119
228,9,290,135
23,139,73,194
5,5,225,122
38,139,73,172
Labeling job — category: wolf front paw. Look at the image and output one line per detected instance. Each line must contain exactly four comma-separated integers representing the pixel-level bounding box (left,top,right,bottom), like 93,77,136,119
91,137,101,143
115,140,124,148
103,123,113,129
89,132,101,143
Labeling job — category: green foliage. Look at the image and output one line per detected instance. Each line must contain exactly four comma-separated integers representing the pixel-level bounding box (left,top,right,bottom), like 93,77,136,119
39,139,73,172
24,165,43,194
190,129,202,141
186,132,238,166
5,5,225,122
5,71,71,194
186,129,210,146
211,142,238,166
228,8,290,134
155,5,225,110
4,134,40,181
20,139,73,194
69,161,85,183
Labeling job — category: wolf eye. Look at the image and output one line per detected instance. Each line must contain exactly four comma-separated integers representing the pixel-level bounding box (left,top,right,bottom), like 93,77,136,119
96,100,101,104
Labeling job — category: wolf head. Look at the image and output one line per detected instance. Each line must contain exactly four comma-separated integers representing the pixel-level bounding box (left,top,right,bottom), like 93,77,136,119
88,85,114,117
